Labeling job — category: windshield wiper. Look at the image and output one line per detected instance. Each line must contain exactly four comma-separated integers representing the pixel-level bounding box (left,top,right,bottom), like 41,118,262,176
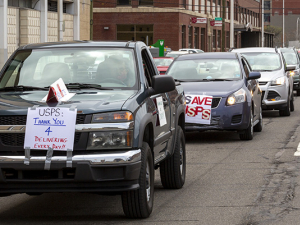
0,85,48,91
174,79,186,82
202,78,233,81
65,83,113,90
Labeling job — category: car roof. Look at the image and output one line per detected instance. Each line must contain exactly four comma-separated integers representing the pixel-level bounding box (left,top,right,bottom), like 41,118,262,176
231,47,278,53
167,51,189,54
175,52,238,60
19,40,139,50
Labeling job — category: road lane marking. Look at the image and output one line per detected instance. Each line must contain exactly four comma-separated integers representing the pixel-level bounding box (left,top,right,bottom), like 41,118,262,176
294,143,300,156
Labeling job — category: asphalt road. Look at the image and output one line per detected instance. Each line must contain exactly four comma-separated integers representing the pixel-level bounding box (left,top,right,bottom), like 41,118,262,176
1,97,300,225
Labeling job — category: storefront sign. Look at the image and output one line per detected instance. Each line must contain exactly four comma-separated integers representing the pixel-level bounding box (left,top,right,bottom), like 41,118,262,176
210,20,222,27
191,17,207,24
185,95,212,125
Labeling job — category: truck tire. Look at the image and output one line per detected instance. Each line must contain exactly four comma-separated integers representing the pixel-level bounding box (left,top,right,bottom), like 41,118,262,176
240,110,253,140
121,142,154,218
160,126,186,189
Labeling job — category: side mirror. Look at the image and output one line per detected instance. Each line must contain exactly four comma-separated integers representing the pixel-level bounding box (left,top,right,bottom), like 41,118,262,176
286,65,296,72
148,75,175,96
248,72,261,80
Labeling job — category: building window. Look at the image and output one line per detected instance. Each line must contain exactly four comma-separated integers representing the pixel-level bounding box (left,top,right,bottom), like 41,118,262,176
217,30,221,48
188,26,193,48
226,31,230,49
264,13,270,22
182,25,186,48
213,29,216,49
48,1,67,13
264,1,270,10
117,25,153,45
139,0,153,5
117,0,131,5
194,27,199,49
8,0,32,8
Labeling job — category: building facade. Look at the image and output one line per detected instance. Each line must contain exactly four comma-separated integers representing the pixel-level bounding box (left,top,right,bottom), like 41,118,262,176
0,0,91,68
93,0,271,52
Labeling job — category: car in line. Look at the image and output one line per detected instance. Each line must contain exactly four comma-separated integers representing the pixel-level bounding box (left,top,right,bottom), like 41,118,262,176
231,47,294,116
279,47,300,96
0,41,186,218
153,57,174,75
166,52,263,140
179,48,204,53
166,50,189,58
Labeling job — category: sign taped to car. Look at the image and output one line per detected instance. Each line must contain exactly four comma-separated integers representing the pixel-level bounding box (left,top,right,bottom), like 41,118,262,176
24,107,77,151
185,95,213,124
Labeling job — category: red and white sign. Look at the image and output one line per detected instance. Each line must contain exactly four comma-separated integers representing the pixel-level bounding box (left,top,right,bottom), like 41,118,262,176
191,17,207,24
210,20,222,27
42,78,75,103
185,95,213,125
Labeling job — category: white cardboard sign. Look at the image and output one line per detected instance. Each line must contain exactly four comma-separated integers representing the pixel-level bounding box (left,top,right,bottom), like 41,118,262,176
24,107,77,151
185,95,213,125
156,96,167,127
42,78,75,102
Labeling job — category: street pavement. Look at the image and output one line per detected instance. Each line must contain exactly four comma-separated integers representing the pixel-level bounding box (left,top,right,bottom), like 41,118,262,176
1,97,300,224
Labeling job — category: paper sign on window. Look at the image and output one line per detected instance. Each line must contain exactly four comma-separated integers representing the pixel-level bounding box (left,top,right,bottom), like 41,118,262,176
24,107,77,151
185,95,213,125
42,78,75,102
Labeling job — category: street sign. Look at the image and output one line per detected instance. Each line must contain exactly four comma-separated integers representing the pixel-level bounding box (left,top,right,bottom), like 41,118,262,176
215,17,222,21
191,17,207,24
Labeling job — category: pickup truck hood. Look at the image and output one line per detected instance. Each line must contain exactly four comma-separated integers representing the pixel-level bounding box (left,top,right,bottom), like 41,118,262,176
181,80,244,97
0,90,136,115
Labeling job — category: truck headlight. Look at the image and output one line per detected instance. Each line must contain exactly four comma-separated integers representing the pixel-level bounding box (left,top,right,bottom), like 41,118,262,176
88,111,134,149
289,71,295,76
271,76,285,86
227,88,246,105
87,131,133,149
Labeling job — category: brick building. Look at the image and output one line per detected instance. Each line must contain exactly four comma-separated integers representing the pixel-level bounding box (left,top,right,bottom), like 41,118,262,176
265,0,300,47
0,0,91,68
92,0,272,52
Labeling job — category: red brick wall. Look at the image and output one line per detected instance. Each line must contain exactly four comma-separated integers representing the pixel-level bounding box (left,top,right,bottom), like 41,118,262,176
272,0,300,15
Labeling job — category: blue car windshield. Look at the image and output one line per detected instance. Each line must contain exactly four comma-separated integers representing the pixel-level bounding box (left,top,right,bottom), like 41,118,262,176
241,52,282,71
167,59,242,81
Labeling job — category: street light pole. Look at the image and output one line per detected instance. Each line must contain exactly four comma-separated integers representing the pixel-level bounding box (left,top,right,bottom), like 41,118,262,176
230,0,234,48
283,0,285,47
262,0,264,47
297,18,300,41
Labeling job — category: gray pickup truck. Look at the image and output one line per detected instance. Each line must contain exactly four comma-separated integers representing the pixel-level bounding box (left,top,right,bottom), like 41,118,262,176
0,41,186,218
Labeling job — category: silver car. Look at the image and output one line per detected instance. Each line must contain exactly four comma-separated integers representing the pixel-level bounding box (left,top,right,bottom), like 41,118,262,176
232,47,294,116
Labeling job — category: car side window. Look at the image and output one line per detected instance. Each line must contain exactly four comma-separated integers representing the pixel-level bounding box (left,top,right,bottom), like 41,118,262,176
241,59,250,79
141,49,157,87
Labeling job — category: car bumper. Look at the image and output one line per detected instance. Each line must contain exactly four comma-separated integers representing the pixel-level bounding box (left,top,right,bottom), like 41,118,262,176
260,83,288,109
0,150,141,194
185,100,250,131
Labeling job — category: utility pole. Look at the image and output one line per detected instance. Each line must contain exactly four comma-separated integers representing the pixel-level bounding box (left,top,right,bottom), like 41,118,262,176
283,0,285,47
230,0,234,48
262,0,264,47
222,0,226,51
90,0,93,40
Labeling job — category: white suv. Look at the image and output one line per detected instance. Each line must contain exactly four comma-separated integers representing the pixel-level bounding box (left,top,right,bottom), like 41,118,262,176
232,47,294,116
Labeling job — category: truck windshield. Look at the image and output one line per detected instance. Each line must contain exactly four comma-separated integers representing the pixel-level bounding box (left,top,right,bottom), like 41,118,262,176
0,48,138,90
241,52,282,71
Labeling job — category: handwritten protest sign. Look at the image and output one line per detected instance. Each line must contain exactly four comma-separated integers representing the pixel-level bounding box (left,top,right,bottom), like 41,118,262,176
185,95,213,124
24,107,77,151
156,96,167,127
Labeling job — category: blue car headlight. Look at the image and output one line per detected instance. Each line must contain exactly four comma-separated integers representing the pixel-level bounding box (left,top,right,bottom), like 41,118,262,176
227,88,246,105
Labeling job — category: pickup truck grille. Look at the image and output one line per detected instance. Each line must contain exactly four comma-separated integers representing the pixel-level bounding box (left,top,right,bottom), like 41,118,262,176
0,115,85,147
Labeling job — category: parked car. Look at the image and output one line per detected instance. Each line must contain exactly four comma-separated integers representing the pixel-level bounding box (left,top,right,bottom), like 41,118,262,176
166,52,262,140
179,48,204,53
153,57,174,75
279,47,300,96
0,41,186,218
231,47,294,116
166,51,189,58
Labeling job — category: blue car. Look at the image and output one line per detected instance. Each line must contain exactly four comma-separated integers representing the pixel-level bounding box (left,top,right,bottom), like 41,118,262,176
166,52,263,140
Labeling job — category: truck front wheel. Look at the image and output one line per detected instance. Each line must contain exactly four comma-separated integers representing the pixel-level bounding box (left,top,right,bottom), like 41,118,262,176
160,126,186,189
121,142,154,218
